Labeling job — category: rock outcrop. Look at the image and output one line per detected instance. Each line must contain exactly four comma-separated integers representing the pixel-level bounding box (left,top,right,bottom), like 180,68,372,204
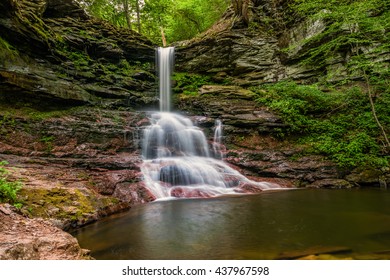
0,107,155,229
0,204,91,260
177,84,389,188
0,0,159,260
176,0,390,85
177,86,339,187
0,0,157,109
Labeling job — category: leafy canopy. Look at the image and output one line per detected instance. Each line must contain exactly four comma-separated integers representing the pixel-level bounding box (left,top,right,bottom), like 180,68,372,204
79,0,230,44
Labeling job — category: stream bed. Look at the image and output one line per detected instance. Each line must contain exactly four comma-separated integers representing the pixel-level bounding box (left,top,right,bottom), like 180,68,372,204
73,189,390,259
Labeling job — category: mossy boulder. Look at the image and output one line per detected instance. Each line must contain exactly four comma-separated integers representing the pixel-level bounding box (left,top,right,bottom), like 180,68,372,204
19,187,122,229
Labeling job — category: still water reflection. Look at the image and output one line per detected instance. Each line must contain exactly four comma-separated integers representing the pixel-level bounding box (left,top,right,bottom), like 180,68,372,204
73,189,390,259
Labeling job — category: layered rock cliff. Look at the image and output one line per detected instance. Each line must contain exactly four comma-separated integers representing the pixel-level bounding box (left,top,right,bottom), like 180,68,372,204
0,0,157,259
0,0,157,108
176,0,390,85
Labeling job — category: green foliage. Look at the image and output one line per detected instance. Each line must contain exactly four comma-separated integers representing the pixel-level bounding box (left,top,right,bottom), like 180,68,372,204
0,113,17,135
161,0,229,43
79,0,229,44
0,161,22,208
173,73,211,95
253,81,390,168
255,82,340,132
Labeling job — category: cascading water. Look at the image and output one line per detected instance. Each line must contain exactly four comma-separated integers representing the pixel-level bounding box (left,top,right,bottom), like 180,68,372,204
141,47,282,199
157,47,175,112
212,119,223,159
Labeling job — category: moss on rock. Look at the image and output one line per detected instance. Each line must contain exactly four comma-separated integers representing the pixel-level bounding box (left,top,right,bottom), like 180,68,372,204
19,187,121,229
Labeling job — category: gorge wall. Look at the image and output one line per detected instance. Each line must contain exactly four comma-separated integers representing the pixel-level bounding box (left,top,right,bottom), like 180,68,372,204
174,0,390,189
175,0,390,85
0,0,157,259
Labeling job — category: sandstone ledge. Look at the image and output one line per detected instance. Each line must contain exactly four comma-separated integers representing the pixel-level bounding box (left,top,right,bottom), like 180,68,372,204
0,204,91,260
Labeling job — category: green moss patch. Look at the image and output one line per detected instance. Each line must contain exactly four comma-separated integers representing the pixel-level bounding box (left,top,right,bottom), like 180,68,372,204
19,187,120,227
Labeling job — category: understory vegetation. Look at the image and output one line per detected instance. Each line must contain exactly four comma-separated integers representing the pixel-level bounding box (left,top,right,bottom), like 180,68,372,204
253,82,390,169
173,73,212,95
0,161,22,208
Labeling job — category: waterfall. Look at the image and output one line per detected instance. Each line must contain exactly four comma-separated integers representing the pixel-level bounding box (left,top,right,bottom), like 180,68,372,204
212,119,223,159
141,47,282,199
157,47,175,112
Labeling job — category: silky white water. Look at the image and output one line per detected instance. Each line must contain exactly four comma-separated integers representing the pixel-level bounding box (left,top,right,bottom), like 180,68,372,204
157,47,174,112
213,119,223,159
141,47,281,199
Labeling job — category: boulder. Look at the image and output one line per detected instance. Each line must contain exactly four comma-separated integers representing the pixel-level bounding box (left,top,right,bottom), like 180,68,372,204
113,182,156,204
170,187,214,198
159,165,201,186
0,204,91,260
307,179,352,189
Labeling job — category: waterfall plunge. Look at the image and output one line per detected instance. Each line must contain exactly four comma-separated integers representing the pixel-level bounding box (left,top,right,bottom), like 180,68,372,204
157,47,174,112
141,47,281,199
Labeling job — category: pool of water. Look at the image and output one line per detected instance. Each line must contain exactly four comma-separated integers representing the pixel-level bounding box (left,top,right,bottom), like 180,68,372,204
73,189,390,259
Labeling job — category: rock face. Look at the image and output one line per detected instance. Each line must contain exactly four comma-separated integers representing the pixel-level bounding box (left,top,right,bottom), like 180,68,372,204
175,1,389,85
0,0,159,260
179,85,287,135
0,204,91,260
0,0,157,109
176,27,284,86
177,84,389,188
0,107,155,230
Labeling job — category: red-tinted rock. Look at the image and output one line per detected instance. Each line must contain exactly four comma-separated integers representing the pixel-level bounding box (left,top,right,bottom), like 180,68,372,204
235,182,264,193
113,182,156,204
0,204,91,260
170,187,213,198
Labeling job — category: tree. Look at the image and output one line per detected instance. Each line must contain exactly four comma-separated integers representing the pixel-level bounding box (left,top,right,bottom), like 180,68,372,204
78,0,230,43
123,0,132,29
232,0,252,25
135,0,141,33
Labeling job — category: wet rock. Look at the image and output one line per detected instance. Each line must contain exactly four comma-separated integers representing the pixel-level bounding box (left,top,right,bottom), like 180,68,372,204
170,187,213,198
160,165,201,186
277,246,352,260
346,168,384,187
113,182,156,204
234,182,264,193
0,108,147,229
307,179,352,189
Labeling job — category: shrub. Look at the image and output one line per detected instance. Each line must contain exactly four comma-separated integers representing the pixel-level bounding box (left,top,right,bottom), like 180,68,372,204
173,73,211,95
0,161,22,208
253,82,389,168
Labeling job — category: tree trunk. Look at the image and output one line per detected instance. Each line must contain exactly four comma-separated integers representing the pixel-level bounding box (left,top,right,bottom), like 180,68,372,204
160,26,167,47
124,0,132,29
364,71,390,151
231,0,252,25
136,0,141,33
